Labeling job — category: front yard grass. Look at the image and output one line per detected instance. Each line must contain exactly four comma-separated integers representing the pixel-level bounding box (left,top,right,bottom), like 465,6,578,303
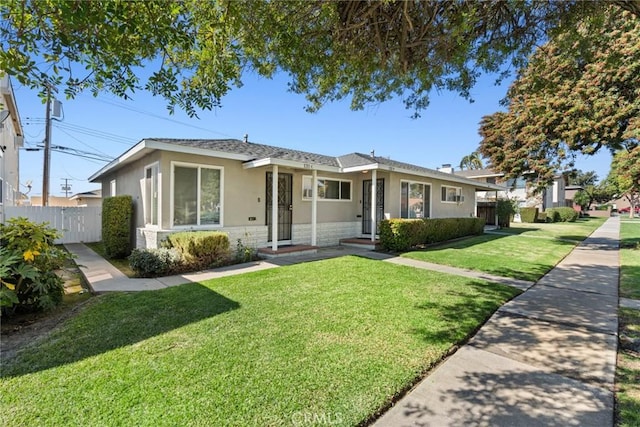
84,241,136,277
617,308,640,427
0,256,519,426
402,217,605,282
620,219,640,300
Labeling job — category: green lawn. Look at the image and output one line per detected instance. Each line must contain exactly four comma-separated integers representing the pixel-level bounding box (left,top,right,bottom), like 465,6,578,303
0,256,519,426
84,241,136,277
620,220,640,300
402,218,605,282
617,308,640,427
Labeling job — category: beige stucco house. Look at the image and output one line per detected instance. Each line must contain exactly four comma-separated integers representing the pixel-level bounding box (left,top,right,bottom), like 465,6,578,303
89,139,504,251
0,73,23,223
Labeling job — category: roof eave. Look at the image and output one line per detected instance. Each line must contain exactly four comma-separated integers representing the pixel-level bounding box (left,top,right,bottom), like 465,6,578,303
243,157,341,173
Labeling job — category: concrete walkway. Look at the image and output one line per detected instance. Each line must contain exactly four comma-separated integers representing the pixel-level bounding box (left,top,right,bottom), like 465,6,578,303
373,217,621,427
65,217,627,426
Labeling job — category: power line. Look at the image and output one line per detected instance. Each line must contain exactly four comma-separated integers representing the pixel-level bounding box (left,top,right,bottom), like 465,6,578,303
55,126,114,158
82,94,234,138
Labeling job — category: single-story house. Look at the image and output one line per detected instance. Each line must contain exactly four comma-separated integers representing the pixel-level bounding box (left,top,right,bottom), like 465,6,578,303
89,139,504,252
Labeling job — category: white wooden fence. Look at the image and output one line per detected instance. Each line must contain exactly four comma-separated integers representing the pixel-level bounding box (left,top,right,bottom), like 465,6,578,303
4,206,102,244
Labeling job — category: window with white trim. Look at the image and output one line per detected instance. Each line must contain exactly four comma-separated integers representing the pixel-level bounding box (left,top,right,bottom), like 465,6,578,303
401,181,431,218
110,179,116,196
0,178,3,205
302,176,351,201
144,164,159,226
441,185,462,203
172,163,222,226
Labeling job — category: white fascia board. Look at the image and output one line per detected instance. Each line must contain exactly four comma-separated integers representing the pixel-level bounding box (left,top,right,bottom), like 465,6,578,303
243,157,341,173
341,164,380,173
88,140,150,182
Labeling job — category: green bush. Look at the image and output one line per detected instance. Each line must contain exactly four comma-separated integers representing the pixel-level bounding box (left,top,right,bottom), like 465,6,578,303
0,217,73,316
545,208,561,223
165,231,230,270
497,199,516,227
128,248,182,277
379,217,485,252
556,207,579,222
546,207,578,222
519,207,539,223
102,195,133,258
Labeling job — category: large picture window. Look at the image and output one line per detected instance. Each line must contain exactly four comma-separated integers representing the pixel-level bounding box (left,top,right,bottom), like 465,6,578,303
401,181,431,218
302,176,351,201
441,185,462,203
173,163,222,226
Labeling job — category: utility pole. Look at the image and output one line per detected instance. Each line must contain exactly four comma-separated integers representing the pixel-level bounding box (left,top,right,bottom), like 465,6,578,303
61,178,72,197
42,84,52,206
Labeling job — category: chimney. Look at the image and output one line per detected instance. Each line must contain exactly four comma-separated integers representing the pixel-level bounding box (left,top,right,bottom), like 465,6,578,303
437,163,454,173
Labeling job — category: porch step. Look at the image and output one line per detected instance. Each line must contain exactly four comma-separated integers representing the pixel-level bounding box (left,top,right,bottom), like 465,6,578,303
339,238,380,250
258,245,318,259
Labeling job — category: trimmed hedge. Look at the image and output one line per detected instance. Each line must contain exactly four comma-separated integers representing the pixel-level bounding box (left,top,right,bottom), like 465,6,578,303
102,195,133,258
165,231,230,270
545,207,579,222
519,207,538,223
379,217,485,252
128,248,182,278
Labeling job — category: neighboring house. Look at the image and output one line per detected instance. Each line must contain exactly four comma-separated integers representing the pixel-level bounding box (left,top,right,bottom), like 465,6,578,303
89,139,504,252
28,189,102,207
0,73,23,223
70,189,102,207
564,185,583,212
455,168,571,224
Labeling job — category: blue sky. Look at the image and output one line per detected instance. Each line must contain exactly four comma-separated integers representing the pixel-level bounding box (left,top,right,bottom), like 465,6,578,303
14,71,612,197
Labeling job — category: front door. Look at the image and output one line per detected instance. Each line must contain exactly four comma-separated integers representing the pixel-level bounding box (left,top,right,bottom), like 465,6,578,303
362,178,384,234
266,172,293,242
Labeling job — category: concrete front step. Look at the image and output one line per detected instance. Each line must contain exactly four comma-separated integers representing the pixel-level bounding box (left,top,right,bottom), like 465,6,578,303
339,237,380,250
257,245,318,259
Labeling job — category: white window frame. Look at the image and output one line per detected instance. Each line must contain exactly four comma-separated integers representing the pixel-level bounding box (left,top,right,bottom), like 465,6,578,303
441,185,463,203
170,161,224,229
143,162,160,228
302,175,352,201
0,177,3,205
110,179,116,197
400,180,432,219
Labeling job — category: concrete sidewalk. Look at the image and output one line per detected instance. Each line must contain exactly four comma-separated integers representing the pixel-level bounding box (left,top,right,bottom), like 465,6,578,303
373,217,620,427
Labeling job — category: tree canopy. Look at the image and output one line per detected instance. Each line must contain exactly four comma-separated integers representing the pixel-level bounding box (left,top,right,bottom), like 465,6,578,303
458,151,483,170
609,146,640,217
479,8,640,189
1,1,639,116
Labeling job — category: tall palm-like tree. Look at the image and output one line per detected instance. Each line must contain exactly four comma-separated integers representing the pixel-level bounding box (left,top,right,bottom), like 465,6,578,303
459,151,484,170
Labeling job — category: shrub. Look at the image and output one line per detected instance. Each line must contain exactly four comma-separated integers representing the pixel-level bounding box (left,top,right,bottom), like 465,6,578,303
379,217,485,252
545,208,561,223
546,207,578,222
0,217,73,316
536,212,548,223
556,207,579,222
128,248,182,277
497,199,516,228
102,195,133,258
165,231,230,270
519,207,539,223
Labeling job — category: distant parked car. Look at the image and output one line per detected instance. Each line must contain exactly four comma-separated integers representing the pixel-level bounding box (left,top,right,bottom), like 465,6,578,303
619,206,640,214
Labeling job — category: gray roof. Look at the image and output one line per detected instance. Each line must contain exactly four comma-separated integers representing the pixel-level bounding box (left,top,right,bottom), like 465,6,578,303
147,138,340,167
90,138,505,191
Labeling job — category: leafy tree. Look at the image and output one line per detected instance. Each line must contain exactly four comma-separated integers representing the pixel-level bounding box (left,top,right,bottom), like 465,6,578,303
569,170,598,188
609,146,640,218
479,9,640,189
1,1,639,117
458,151,484,170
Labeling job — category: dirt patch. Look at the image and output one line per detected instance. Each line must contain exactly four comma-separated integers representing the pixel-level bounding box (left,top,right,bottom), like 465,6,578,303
1,264,96,362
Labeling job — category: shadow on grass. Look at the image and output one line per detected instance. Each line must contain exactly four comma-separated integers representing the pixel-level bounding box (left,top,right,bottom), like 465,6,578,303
1,283,239,378
411,281,518,345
